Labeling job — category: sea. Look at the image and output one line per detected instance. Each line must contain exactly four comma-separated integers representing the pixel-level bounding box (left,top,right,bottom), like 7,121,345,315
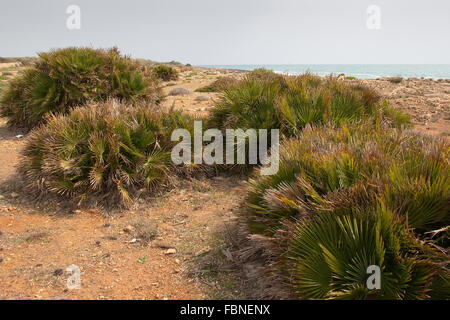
199,64,450,80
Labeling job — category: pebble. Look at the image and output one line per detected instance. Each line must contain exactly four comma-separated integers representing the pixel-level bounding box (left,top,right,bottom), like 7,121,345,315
123,225,134,233
165,248,176,255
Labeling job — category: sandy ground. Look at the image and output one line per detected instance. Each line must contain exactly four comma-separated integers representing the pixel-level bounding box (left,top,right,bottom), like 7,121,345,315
361,77,450,139
0,63,448,299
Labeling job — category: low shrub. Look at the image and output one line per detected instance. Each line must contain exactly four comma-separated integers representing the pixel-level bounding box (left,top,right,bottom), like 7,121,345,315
243,121,449,299
16,57,39,66
20,99,198,207
246,121,449,236
168,87,192,96
152,65,178,81
389,77,403,84
195,76,239,93
246,68,287,85
0,47,160,130
208,72,409,175
209,78,281,130
210,72,409,135
289,206,449,299
195,95,210,102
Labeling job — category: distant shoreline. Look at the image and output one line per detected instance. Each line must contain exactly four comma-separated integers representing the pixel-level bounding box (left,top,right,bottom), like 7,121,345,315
198,64,450,80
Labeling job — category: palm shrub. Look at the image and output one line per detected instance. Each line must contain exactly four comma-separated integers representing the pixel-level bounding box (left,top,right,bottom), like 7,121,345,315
152,65,178,81
243,121,449,299
20,99,198,207
207,78,282,172
0,47,160,130
384,156,449,229
195,76,239,93
288,205,449,299
246,121,449,235
210,72,409,136
209,78,281,130
246,68,288,86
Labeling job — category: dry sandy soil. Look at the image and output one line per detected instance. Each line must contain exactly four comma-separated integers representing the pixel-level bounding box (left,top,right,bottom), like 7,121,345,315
361,77,450,139
0,63,448,299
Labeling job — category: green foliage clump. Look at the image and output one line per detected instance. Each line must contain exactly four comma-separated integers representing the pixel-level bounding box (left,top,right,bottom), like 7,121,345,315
210,77,281,130
20,100,198,207
0,47,160,130
289,206,449,299
246,121,449,236
210,72,409,135
244,121,449,299
389,77,403,84
195,76,239,93
246,68,287,84
152,65,178,81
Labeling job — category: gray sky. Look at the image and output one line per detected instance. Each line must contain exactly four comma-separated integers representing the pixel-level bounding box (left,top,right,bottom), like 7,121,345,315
1,0,449,64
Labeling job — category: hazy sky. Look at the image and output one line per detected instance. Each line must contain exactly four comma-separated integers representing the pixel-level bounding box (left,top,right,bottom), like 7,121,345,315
1,0,449,64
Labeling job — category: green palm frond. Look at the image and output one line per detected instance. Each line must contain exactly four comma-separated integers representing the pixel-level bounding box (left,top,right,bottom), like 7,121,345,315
0,47,161,130
19,99,199,207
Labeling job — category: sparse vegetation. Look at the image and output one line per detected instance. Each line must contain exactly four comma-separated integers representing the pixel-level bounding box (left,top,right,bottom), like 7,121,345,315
3,52,448,300
246,68,287,84
0,57,16,63
0,47,160,130
195,77,239,93
389,77,403,84
289,206,449,299
0,57,37,65
152,65,179,81
168,87,192,96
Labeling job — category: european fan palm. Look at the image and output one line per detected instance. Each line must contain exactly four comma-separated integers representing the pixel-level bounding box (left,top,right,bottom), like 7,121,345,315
245,121,449,236
0,47,161,130
209,77,281,130
288,205,449,299
20,100,197,207
242,120,449,299
384,154,450,233
210,70,409,138
151,65,178,81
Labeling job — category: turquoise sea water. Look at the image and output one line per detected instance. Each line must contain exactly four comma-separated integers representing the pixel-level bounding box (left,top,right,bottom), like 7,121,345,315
199,65,450,80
